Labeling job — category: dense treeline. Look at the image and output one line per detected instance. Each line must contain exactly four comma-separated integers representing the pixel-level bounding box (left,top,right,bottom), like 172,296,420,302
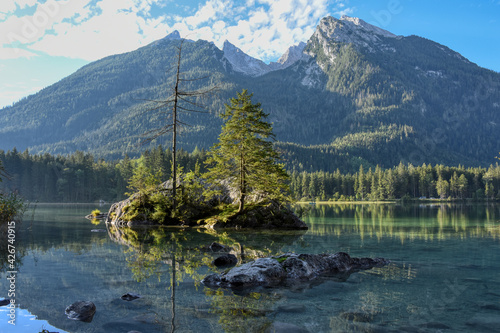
1,148,500,203
290,163,500,201
0,147,207,203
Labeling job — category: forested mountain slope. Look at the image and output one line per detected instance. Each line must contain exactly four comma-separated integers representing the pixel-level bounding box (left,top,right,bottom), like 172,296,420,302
1,16,498,168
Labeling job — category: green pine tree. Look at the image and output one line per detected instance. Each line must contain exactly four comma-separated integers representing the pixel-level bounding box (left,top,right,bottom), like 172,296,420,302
204,89,290,213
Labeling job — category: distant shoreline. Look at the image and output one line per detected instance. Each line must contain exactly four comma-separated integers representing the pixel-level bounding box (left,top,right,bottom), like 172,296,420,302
296,199,499,205
296,200,397,205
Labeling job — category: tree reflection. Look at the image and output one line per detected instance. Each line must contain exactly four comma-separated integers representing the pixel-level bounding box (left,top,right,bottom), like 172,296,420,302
0,222,25,272
108,225,209,331
204,288,280,333
107,225,306,332
302,203,500,241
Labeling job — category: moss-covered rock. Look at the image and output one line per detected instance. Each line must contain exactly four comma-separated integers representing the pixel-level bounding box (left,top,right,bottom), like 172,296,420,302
205,201,307,230
106,179,307,230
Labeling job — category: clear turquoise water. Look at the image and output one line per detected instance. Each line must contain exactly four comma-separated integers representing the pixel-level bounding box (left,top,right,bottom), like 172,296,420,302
0,203,499,333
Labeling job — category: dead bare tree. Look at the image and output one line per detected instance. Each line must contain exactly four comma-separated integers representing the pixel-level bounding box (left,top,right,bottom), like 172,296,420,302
142,38,218,211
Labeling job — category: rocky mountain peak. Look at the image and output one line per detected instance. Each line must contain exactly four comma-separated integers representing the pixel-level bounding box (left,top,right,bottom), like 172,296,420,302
277,42,307,68
164,30,181,40
222,40,272,77
340,16,396,38
312,16,397,54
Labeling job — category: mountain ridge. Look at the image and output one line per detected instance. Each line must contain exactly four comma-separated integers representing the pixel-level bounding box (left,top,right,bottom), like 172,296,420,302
1,15,499,170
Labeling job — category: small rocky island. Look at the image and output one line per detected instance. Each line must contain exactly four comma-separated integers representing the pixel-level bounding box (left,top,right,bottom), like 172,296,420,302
106,179,307,230
106,90,307,230
202,252,389,289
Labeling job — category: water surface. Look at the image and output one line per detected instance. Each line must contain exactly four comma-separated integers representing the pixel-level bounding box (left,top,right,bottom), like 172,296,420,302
1,203,499,332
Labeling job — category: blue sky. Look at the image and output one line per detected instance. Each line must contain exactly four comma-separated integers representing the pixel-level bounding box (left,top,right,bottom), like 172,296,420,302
0,0,499,109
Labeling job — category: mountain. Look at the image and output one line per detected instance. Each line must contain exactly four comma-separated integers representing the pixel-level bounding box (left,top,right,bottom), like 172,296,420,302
221,40,306,75
222,40,272,76
1,15,499,170
273,42,307,69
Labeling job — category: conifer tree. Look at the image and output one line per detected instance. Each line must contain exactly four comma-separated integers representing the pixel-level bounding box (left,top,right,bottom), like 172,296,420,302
436,175,449,199
205,90,289,213
357,165,365,200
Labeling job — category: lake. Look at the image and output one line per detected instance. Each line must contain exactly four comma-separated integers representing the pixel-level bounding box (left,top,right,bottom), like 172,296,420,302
1,203,499,333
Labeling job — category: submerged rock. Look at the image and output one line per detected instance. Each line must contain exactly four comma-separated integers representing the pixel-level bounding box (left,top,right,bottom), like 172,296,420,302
0,299,10,306
213,254,238,268
121,293,142,301
209,242,230,252
65,301,96,322
202,252,389,289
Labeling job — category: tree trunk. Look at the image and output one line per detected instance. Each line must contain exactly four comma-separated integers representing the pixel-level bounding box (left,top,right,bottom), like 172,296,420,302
238,151,245,213
171,44,182,212
238,194,245,213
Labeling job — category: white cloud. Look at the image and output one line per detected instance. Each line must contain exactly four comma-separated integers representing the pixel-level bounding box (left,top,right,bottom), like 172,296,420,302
27,0,171,60
0,0,352,62
220,0,331,62
184,0,231,28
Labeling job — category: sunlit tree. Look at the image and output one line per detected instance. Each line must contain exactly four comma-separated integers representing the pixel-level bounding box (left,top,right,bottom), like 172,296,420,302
204,90,289,213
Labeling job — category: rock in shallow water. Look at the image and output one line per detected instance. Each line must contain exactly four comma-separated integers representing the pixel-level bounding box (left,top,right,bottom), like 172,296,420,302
202,252,389,289
121,292,142,301
0,299,11,306
65,301,96,322
209,242,230,252
213,254,238,268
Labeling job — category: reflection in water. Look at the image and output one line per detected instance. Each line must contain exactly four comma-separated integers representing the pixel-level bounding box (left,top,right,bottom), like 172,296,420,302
0,203,498,332
303,203,500,241
107,225,307,332
204,288,280,333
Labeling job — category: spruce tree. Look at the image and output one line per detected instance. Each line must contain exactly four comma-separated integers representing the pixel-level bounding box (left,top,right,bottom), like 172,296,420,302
205,90,289,213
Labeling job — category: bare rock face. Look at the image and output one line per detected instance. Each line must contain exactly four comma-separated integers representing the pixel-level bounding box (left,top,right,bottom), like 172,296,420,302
222,40,272,77
202,252,389,289
309,15,398,61
106,195,136,226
